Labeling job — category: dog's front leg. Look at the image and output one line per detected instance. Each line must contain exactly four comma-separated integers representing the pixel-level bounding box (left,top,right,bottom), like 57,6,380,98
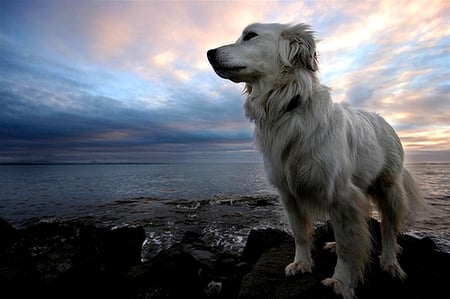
281,194,314,276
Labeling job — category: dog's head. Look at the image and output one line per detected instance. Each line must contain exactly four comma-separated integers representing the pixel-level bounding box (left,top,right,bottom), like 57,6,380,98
207,23,318,84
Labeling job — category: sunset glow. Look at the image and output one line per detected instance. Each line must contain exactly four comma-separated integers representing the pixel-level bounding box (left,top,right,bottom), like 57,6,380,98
1,0,448,163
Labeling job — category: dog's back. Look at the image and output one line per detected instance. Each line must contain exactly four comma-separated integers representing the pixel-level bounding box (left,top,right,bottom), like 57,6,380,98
341,105,425,224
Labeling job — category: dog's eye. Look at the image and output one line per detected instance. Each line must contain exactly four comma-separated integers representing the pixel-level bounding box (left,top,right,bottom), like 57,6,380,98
243,31,258,41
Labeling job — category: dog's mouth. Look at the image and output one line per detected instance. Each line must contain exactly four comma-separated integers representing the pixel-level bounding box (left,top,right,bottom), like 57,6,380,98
213,65,246,72
211,65,247,82
207,49,247,79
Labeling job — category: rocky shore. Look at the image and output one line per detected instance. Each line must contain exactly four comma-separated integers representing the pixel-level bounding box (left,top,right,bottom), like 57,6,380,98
1,217,449,299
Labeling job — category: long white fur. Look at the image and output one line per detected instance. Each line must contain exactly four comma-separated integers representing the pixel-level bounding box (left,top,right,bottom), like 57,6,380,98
207,22,425,299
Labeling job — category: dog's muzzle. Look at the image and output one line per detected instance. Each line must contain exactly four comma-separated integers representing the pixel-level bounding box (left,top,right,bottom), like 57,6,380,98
207,48,246,83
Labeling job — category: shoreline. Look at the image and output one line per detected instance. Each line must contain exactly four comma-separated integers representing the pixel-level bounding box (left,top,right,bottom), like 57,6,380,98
3,193,450,257
1,217,449,299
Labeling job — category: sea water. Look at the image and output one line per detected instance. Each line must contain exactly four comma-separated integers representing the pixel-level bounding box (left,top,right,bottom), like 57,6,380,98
0,162,448,257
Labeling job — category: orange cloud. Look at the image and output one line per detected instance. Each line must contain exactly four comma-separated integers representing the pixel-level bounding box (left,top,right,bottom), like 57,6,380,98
28,0,449,157
83,1,306,82
91,14,135,61
400,128,450,151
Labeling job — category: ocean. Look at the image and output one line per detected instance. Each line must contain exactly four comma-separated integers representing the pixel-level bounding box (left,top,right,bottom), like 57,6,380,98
0,162,448,259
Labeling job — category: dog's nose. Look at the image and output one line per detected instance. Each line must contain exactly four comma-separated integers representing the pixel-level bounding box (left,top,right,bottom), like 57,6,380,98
207,49,217,64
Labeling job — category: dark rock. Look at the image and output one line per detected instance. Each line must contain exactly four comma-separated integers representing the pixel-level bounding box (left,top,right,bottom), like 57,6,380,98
0,219,145,299
1,217,448,299
126,230,248,299
241,228,291,264
238,219,450,299
104,225,146,267
0,218,19,250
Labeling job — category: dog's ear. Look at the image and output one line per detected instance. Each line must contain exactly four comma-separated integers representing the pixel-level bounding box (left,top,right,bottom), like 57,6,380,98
279,24,318,72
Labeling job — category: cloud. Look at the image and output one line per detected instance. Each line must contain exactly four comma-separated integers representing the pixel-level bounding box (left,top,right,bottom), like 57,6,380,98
0,0,448,163
0,34,254,163
311,0,450,156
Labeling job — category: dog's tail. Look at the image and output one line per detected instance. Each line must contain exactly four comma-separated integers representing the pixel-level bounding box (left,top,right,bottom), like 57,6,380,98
402,167,429,224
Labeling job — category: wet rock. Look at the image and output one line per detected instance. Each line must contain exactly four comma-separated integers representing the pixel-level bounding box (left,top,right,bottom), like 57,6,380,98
238,219,450,299
126,231,250,299
241,228,291,264
1,217,448,299
104,225,146,267
0,219,145,299
0,218,18,250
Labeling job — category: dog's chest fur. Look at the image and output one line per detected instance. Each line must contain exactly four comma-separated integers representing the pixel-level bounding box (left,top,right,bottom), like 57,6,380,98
245,88,342,202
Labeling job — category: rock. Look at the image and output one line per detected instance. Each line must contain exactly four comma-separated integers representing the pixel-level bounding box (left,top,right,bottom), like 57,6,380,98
104,225,146,267
125,231,249,299
241,228,291,264
0,218,18,250
0,219,145,299
238,219,450,299
1,217,448,299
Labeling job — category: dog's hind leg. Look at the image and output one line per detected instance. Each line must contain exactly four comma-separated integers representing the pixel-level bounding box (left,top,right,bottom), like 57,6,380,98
281,193,314,276
322,183,371,299
376,176,408,280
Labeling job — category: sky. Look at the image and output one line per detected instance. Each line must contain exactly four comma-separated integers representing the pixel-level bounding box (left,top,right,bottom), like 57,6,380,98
0,0,449,164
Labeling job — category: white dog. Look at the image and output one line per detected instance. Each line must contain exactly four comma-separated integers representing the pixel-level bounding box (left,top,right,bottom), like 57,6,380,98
207,23,425,299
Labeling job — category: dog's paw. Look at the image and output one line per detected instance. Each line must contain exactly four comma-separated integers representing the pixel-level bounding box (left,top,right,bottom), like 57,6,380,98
322,278,355,299
285,261,312,276
323,241,336,253
380,259,407,281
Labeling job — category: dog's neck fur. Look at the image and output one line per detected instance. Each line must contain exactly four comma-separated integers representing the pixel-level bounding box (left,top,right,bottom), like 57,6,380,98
244,69,332,126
